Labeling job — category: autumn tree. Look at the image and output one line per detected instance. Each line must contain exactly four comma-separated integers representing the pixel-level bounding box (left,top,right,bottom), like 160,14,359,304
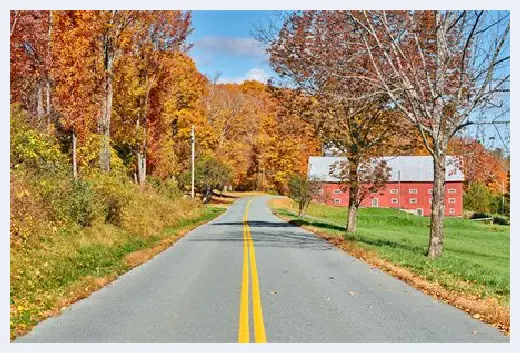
258,11,411,232
112,11,192,184
345,11,509,257
179,156,232,202
51,11,105,178
287,174,322,217
10,10,53,129
265,87,322,194
448,136,508,194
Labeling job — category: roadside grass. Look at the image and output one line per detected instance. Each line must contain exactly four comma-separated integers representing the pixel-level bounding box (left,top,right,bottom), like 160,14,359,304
10,206,224,340
270,198,510,332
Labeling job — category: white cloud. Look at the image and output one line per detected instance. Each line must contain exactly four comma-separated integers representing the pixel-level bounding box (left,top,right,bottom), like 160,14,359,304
218,68,270,84
244,68,270,83
195,36,266,59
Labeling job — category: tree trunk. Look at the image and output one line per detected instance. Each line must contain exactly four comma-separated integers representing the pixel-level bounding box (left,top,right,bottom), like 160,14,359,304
99,13,116,173
347,204,358,233
37,82,45,127
136,150,146,186
135,72,150,187
46,10,53,131
45,80,52,129
298,202,304,217
99,66,113,173
428,153,446,258
346,158,359,233
72,130,78,180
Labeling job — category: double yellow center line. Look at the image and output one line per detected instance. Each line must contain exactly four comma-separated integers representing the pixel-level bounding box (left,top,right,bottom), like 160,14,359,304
238,199,267,343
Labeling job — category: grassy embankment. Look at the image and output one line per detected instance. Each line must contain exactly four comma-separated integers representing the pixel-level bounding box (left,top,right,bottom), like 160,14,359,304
270,198,510,333
10,106,226,340
10,195,224,340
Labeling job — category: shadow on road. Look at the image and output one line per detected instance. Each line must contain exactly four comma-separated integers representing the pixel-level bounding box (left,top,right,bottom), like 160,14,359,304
188,220,334,250
213,220,295,228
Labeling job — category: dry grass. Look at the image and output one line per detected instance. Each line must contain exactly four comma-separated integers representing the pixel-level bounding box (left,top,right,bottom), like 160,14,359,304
269,198,510,335
208,191,270,207
10,199,224,341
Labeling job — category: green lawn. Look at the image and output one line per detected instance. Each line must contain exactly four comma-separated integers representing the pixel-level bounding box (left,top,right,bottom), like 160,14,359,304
272,200,510,305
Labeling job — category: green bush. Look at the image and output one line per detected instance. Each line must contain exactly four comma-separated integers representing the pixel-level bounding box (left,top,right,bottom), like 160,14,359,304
67,179,105,227
493,216,509,226
471,212,492,219
147,176,181,199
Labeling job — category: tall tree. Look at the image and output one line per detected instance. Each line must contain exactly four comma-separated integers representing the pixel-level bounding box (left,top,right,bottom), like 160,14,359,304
97,10,137,173
345,10,509,257
112,11,192,184
51,10,105,177
258,11,410,231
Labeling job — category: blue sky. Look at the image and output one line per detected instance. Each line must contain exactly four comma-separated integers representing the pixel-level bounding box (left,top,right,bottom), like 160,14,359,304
188,10,276,84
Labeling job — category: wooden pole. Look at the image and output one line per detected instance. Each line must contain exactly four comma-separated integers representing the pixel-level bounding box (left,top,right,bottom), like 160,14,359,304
191,125,195,199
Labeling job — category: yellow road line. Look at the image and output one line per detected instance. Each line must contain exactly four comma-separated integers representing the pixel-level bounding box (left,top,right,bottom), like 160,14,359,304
238,204,250,343
238,199,267,343
248,224,267,342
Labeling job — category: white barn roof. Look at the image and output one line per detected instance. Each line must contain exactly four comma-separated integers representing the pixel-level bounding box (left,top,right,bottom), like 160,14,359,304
308,156,464,182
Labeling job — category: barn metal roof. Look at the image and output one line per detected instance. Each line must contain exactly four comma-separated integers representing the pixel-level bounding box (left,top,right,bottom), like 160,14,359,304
308,156,464,182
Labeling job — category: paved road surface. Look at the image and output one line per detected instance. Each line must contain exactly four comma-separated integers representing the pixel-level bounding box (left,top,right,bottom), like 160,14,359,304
16,196,508,343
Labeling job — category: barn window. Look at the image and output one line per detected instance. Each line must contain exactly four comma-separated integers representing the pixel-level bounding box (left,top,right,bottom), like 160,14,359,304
449,208,455,214
391,198,398,204
409,198,417,204
448,189,456,194
372,198,379,207
429,198,432,204
389,189,398,194
448,198,456,204
334,189,342,194
428,189,433,194
334,198,341,204
409,189,418,194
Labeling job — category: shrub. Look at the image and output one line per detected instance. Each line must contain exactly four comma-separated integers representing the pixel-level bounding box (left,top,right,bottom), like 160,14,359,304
471,212,492,219
77,134,128,177
90,174,134,226
493,216,509,226
10,171,53,246
147,176,182,199
10,104,67,173
67,179,105,227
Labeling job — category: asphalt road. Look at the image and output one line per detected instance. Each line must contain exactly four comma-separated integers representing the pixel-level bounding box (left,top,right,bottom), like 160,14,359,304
16,196,508,343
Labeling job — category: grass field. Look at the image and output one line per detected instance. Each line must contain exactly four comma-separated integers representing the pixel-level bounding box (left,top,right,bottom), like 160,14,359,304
10,206,224,340
271,199,510,306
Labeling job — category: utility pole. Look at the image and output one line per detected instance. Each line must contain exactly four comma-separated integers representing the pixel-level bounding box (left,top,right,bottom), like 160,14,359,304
191,125,195,199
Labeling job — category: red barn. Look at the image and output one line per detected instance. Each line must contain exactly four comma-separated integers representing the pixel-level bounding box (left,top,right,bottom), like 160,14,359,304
308,156,465,217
